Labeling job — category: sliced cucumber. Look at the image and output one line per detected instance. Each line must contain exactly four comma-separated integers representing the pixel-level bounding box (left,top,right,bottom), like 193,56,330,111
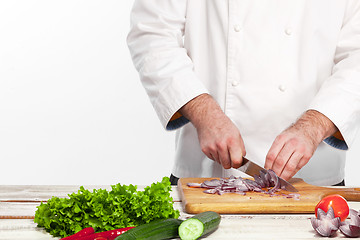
179,211,221,240
114,218,182,240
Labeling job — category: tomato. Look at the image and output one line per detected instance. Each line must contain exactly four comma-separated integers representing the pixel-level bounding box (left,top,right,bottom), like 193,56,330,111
315,194,349,221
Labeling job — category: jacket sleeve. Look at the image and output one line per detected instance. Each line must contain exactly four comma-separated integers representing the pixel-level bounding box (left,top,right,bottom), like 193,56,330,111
309,0,360,150
126,0,208,130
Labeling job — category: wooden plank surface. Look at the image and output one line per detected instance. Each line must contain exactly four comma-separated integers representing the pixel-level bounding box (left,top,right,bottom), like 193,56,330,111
1,185,360,239
178,177,360,214
0,217,318,240
0,185,181,202
2,214,360,240
0,201,185,219
0,185,181,221
0,185,110,201
0,220,58,240
0,202,39,219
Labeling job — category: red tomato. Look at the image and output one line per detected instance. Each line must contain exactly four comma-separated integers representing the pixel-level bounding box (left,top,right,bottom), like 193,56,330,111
315,194,349,221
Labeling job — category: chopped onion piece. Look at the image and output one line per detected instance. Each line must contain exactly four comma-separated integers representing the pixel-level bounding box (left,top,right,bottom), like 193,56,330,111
187,182,202,188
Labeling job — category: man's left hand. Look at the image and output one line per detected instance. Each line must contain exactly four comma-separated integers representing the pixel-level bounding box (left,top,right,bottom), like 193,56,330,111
264,110,338,181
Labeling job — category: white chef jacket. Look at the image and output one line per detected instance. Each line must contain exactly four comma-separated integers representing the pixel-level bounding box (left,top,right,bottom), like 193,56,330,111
127,0,360,185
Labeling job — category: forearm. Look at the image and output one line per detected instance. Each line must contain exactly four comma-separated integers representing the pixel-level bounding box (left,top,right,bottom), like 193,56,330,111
179,93,225,129
292,110,338,144
179,93,246,169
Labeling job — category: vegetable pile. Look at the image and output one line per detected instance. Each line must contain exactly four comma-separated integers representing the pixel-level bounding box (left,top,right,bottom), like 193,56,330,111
187,169,300,199
34,177,179,238
311,194,360,238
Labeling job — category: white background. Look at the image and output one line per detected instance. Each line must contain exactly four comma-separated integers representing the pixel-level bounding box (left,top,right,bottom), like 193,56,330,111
0,1,359,187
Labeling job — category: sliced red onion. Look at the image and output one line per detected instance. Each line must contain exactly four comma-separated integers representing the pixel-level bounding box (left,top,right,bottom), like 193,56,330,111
202,179,222,188
254,174,265,188
339,209,360,238
260,170,270,187
203,188,217,194
249,180,259,190
267,169,280,193
186,169,300,198
217,189,225,195
311,207,340,237
187,182,202,188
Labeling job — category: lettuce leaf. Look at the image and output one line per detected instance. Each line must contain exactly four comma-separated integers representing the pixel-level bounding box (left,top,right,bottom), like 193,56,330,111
34,177,180,238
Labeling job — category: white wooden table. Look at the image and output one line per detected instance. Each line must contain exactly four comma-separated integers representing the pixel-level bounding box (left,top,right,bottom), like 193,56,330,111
0,185,359,239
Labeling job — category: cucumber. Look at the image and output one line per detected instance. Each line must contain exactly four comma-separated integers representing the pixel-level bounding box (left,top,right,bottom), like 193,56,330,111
114,218,182,240
179,211,221,240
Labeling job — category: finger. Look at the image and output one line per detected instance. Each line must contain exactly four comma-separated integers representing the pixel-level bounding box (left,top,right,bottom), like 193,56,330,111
209,151,220,165
296,153,312,170
228,141,244,169
202,144,220,164
271,143,295,177
279,151,303,180
217,145,231,169
265,135,286,170
201,141,221,164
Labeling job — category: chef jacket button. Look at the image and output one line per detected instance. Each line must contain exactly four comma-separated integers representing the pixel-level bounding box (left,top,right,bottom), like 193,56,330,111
234,24,242,32
278,84,286,92
285,27,292,35
232,81,239,87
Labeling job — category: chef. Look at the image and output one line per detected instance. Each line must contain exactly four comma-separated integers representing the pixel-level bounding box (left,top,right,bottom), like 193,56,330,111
127,0,360,186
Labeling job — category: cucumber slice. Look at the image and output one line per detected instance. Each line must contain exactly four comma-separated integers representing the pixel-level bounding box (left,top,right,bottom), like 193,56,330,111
179,218,204,240
179,211,221,240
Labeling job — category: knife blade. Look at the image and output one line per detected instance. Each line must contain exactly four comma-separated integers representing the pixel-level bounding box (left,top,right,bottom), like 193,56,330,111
237,157,298,192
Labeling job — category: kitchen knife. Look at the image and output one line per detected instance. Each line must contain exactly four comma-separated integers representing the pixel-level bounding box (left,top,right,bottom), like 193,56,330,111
237,157,298,192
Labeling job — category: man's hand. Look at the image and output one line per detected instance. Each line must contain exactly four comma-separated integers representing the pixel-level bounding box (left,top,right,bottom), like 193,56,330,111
265,110,338,180
179,94,246,169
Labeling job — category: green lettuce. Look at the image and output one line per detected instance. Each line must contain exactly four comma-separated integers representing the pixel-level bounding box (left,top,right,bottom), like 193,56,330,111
34,177,180,238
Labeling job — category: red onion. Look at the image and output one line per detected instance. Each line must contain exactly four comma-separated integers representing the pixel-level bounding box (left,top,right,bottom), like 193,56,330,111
311,207,341,237
339,209,360,238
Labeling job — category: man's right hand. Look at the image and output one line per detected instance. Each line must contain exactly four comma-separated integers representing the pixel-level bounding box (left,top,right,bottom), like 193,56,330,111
179,94,246,169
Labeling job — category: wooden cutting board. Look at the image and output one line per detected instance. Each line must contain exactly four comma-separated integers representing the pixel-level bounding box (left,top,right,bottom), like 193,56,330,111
178,177,360,214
